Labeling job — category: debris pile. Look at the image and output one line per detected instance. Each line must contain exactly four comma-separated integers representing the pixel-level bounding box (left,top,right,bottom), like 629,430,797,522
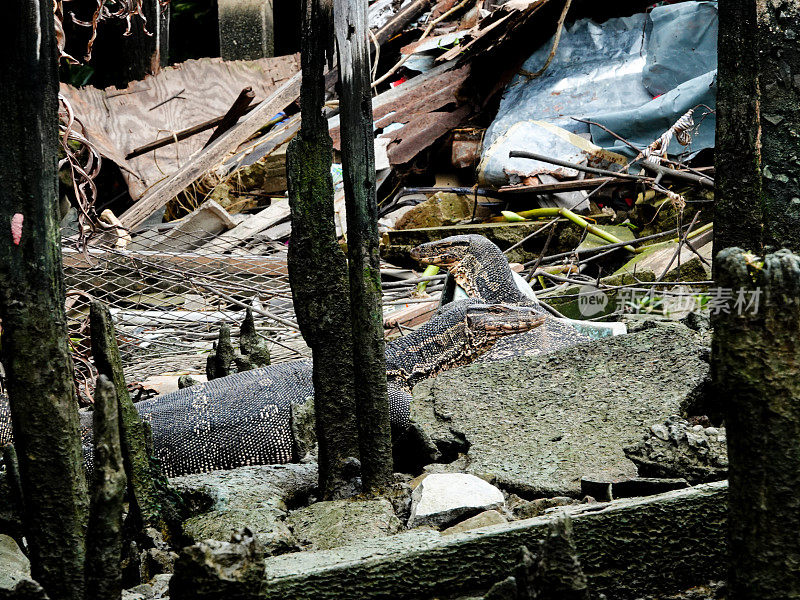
48,1,721,395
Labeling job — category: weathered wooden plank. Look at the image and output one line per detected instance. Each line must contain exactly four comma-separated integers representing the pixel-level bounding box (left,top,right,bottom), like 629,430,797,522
200,198,290,253
62,248,289,277
117,71,303,230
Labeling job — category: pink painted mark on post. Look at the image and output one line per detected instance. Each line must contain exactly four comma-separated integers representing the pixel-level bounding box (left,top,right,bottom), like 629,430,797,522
11,213,23,245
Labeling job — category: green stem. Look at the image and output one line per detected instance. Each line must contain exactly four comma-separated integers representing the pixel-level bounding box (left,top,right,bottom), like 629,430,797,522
508,208,639,253
673,222,713,242
417,265,440,293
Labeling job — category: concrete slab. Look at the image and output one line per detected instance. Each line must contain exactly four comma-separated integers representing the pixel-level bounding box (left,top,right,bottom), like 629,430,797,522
410,324,710,496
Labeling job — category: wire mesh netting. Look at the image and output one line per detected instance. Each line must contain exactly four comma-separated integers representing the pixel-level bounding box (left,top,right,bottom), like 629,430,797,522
60,217,442,402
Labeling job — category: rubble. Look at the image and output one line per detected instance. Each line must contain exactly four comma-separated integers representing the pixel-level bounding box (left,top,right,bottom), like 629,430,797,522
15,2,734,597
169,482,728,600
0,535,30,590
441,510,508,535
145,200,239,252
624,416,728,484
60,55,301,203
287,499,403,550
170,463,317,556
480,2,717,190
394,192,490,230
408,473,506,529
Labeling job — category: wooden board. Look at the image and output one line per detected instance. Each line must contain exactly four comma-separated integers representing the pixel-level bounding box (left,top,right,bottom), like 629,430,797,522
329,63,472,166
201,199,290,254
63,248,289,277
61,55,300,200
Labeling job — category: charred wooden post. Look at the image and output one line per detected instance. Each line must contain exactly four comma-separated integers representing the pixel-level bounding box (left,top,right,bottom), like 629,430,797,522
89,0,166,88
0,2,89,598
236,307,270,370
206,323,236,380
89,300,165,530
334,0,394,494
86,375,126,600
715,2,800,256
1,445,26,546
286,0,361,499
713,248,800,598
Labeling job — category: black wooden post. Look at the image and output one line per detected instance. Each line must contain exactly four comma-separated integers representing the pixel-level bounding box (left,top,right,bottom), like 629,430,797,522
0,2,89,598
715,1,800,257
713,248,800,598
286,0,362,499
90,300,170,530
89,0,165,88
334,0,394,493
86,375,126,600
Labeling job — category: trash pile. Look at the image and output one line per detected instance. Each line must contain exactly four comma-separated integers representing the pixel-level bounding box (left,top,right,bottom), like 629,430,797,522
55,0,718,396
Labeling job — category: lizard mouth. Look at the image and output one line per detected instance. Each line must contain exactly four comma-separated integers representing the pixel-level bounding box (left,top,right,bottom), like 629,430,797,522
466,304,545,335
482,319,545,333
410,241,470,267
415,254,458,267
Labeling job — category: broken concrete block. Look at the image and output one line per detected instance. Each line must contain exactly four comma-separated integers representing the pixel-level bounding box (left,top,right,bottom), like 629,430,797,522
170,463,316,556
218,0,274,60
579,476,614,502
615,240,712,284
441,509,508,535
395,192,491,230
484,520,591,600
611,477,689,498
287,499,403,551
0,534,30,590
507,496,578,521
169,482,728,600
624,416,728,484
207,182,260,215
123,573,172,600
410,325,710,497
580,475,689,502
408,473,505,529
182,508,297,557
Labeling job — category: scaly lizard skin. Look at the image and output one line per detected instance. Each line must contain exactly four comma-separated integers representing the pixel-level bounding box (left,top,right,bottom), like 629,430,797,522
412,234,592,361
0,300,543,476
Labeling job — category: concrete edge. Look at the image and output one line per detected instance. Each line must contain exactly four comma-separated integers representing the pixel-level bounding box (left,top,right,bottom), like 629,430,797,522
172,481,728,600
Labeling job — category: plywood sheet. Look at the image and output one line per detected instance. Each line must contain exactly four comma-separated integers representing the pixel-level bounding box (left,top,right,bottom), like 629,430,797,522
61,55,300,199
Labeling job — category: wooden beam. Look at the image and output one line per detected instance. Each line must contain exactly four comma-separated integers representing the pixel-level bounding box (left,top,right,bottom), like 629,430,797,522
124,87,257,159
203,86,257,148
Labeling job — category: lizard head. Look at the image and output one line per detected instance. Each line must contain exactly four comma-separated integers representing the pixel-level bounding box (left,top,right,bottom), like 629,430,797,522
465,303,545,339
410,235,475,268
